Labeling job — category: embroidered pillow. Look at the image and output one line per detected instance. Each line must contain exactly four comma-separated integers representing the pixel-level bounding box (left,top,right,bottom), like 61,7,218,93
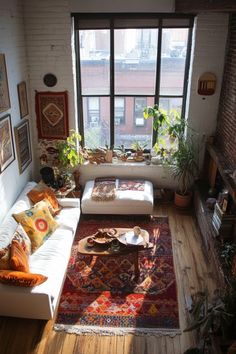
10,240,29,273
0,246,10,270
27,182,61,215
12,200,58,252
0,270,47,287
12,223,31,255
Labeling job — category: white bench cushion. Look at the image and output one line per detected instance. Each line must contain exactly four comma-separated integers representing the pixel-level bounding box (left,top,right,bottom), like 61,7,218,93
81,179,153,215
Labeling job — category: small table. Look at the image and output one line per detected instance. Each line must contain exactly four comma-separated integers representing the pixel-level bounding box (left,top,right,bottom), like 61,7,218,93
77,228,153,279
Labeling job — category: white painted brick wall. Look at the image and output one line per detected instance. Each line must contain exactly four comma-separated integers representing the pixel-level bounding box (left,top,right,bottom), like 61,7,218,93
186,13,229,136
0,0,33,224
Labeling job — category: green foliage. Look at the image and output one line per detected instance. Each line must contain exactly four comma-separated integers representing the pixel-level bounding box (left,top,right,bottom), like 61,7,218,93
57,130,84,168
131,140,147,151
171,139,198,195
220,243,236,273
184,290,233,341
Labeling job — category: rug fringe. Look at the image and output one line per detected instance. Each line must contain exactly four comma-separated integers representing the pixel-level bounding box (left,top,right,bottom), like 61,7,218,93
54,324,182,337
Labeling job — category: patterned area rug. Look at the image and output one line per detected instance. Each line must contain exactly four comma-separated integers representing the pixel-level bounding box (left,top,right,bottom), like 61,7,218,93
54,215,180,335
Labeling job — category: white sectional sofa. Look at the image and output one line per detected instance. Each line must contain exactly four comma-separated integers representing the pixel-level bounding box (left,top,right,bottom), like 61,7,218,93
0,181,80,320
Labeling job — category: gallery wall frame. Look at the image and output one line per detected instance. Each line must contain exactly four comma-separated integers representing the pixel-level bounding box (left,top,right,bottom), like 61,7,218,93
0,53,11,113
14,119,32,174
35,91,69,139
17,81,29,118
0,114,15,173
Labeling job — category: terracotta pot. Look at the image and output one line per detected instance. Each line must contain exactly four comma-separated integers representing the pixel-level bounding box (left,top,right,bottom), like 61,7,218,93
174,191,192,208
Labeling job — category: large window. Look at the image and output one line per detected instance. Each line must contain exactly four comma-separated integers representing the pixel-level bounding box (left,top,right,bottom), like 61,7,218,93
74,15,193,149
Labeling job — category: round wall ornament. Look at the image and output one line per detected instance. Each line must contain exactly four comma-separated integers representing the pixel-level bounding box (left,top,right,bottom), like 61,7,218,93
43,73,57,87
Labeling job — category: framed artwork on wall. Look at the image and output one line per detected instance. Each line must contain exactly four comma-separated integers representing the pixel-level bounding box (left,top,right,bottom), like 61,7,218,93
17,81,29,118
0,114,15,173
14,119,32,174
35,91,69,139
0,54,11,113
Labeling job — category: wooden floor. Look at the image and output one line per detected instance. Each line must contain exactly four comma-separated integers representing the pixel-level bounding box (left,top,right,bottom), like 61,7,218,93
0,204,220,354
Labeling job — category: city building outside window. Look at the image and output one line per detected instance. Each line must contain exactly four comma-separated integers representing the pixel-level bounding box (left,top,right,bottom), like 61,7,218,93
74,15,193,150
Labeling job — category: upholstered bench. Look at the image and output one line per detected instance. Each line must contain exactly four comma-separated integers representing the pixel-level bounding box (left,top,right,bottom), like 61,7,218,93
81,179,154,215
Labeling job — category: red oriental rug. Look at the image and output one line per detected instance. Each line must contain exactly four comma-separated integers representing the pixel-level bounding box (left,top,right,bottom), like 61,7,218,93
54,215,180,335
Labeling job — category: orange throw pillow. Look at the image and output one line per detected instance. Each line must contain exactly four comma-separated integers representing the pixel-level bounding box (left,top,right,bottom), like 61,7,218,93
0,270,47,287
27,183,61,215
10,240,29,273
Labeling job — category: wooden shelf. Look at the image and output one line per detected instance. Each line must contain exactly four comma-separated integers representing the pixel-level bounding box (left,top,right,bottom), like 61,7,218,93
206,143,236,203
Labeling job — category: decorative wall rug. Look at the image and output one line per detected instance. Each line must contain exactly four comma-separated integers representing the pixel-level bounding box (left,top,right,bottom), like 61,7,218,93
54,215,180,336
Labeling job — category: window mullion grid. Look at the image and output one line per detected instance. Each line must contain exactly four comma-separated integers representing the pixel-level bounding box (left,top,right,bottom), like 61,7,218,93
75,30,84,145
110,20,115,148
153,20,162,147
181,25,193,119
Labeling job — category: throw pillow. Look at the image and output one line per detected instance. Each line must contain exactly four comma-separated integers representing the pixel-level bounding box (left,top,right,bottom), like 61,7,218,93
10,240,29,273
12,223,31,255
27,181,61,215
0,270,47,287
0,246,10,270
12,200,58,252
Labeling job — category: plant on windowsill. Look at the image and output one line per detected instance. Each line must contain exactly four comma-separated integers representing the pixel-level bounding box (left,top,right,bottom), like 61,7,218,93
131,141,147,161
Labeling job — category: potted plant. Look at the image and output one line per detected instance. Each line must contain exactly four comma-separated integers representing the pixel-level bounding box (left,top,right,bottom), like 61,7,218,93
131,141,147,160
171,138,198,208
57,129,84,189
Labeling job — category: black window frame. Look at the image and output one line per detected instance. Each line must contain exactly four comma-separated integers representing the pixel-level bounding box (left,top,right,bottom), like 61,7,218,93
73,13,194,149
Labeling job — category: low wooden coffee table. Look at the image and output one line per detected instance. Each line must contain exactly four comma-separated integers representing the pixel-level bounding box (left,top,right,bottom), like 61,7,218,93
77,228,153,279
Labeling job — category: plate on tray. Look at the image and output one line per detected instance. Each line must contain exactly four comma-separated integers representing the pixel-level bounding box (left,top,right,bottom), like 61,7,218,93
92,228,117,244
118,231,143,246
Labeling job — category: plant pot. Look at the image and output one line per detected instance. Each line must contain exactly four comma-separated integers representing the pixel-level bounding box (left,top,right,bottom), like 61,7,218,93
105,150,113,163
174,191,192,208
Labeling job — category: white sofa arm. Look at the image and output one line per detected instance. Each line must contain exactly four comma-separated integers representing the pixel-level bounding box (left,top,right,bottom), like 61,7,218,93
58,198,80,208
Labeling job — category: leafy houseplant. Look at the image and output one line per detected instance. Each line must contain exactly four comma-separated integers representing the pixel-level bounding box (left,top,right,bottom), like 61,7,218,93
131,141,147,158
57,130,84,168
57,130,84,188
171,138,198,207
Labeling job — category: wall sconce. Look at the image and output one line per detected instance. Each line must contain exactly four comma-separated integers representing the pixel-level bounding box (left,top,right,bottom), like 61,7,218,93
198,72,217,95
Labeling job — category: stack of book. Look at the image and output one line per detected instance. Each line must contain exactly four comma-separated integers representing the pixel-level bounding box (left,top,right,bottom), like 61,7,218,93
212,202,236,239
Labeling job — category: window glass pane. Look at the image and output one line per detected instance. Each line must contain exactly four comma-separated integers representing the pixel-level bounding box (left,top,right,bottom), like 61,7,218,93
160,28,188,95
115,97,125,125
159,97,183,115
83,97,110,148
79,30,110,95
114,29,158,95
114,97,154,149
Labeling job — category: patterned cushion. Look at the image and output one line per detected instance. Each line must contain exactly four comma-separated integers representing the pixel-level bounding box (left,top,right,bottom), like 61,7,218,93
0,270,47,287
10,240,29,273
0,246,10,270
27,182,61,215
12,223,31,255
12,200,58,252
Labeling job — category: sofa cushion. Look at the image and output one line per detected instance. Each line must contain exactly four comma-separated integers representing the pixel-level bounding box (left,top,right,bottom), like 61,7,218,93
10,240,29,273
0,270,47,287
0,246,10,270
27,182,61,215
13,200,58,252
12,223,31,255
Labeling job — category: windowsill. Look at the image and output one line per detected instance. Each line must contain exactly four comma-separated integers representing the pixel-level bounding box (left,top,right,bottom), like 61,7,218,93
81,161,169,167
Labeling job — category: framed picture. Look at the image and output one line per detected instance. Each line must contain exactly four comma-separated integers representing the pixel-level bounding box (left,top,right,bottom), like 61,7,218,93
35,91,69,139
0,54,11,113
14,119,32,174
0,114,15,173
17,81,29,118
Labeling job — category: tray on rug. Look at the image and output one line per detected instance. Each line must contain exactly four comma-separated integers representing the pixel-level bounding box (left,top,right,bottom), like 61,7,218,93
54,215,180,335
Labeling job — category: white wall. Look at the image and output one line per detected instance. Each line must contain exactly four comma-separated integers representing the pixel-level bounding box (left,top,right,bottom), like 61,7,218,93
186,13,229,137
0,0,33,224
69,0,174,13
